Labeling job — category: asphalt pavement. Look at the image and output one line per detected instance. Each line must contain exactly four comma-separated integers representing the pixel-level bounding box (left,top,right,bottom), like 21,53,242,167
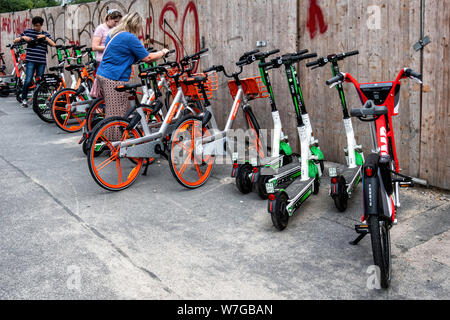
0,95,449,299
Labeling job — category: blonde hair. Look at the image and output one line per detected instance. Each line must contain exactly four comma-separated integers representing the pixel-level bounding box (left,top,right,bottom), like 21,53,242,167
110,12,142,37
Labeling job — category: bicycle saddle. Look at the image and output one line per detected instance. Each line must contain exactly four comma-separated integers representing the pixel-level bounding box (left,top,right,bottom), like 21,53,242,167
49,65,65,72
350,100,388,118
65,64,85,71
182,75,207,85
115,83,141,92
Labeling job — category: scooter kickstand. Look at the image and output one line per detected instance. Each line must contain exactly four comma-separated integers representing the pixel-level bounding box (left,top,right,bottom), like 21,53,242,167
349,233,366,245
349,224,369,245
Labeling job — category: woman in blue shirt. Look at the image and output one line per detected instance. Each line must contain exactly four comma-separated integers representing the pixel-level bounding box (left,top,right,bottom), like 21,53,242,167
96,12,169,139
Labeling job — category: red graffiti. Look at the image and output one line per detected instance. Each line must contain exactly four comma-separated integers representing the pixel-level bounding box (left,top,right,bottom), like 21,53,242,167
1,13,31,50
307,0,327,39
181,1,200,71
139,16,152,44
13,13,30,36
160,2,181,60
2,15,12,34
159,1,201,72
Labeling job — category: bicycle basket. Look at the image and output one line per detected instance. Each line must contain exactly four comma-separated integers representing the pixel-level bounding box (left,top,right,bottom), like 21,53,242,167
170,72,218,101
228,76,269,100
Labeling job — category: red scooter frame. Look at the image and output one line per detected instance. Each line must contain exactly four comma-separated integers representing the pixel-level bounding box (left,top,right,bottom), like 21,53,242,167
337,68,419,176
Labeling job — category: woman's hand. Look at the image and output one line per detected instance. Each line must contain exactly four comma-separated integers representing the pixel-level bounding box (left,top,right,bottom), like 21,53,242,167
161,48,170,56
142,48,171,63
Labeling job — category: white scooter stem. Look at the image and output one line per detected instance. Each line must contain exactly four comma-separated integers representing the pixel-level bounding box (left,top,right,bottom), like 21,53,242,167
343,117,357,168
271,111,282,158
297,125,310,181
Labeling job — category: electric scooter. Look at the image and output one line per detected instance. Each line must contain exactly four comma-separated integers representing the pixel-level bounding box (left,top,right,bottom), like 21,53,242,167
231,48,299,198
306,50,363,211
265,51,323,230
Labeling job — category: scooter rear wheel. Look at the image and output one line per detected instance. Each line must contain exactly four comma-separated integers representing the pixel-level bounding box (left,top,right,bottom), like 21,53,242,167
235,163,253,194
256,175,270,199
333,176,348,212
271,192,289,231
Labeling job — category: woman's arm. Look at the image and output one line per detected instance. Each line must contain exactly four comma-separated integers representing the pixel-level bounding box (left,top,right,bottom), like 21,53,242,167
92,36,105,52
141,49,170,63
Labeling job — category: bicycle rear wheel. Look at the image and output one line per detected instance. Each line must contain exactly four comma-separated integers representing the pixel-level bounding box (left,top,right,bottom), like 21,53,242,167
51,88,87,132
368,214,392,288
87,117,143,191
169,116,214,189
86,99,106,133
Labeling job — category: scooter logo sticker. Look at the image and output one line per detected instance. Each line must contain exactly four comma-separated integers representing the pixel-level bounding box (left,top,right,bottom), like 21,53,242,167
378,126,389,156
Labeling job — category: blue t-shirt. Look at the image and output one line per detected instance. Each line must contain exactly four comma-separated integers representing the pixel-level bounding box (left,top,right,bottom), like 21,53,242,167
96,32,149,81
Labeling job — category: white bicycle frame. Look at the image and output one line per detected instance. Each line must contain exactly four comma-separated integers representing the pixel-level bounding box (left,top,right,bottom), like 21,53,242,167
199,85,258,161
114,79,196,157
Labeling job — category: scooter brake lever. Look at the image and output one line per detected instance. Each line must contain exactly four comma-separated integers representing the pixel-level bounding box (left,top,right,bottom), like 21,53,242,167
329,81,341,89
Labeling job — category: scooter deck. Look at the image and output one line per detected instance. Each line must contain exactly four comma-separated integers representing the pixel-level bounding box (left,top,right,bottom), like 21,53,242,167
282,177,315,215
262,158,301,178
340,165,362,195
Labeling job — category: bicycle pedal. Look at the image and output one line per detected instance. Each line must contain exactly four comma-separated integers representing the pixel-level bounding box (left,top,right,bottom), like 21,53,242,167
355,224,369,234
399,181,413,188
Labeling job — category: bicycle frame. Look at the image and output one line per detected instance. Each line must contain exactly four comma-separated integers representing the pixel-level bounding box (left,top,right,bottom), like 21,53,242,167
199,83,264,161
115,80,196,157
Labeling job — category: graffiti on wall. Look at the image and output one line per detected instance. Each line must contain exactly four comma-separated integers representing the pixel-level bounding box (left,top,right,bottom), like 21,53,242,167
0,0,201,71
0,13,31,50
306,0,327,39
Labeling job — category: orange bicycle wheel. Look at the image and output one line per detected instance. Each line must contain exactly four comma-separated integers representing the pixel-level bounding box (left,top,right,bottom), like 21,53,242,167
86,99,106,132
169,116,215,189
87,117,143,191
51,88,87,132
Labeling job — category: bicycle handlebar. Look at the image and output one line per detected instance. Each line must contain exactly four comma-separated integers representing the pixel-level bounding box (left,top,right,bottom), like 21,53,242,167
283,49,308,59
307,50,359,69
404,68,422,81
255,49,280,60
243,49,260,57
350,100,388,119
182,48,209,63
295,52,318,60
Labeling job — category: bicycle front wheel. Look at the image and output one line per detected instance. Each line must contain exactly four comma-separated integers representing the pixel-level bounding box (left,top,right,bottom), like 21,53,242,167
87,117,143,191
51,88,87,132
169,116,215,189
368,214,392,289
